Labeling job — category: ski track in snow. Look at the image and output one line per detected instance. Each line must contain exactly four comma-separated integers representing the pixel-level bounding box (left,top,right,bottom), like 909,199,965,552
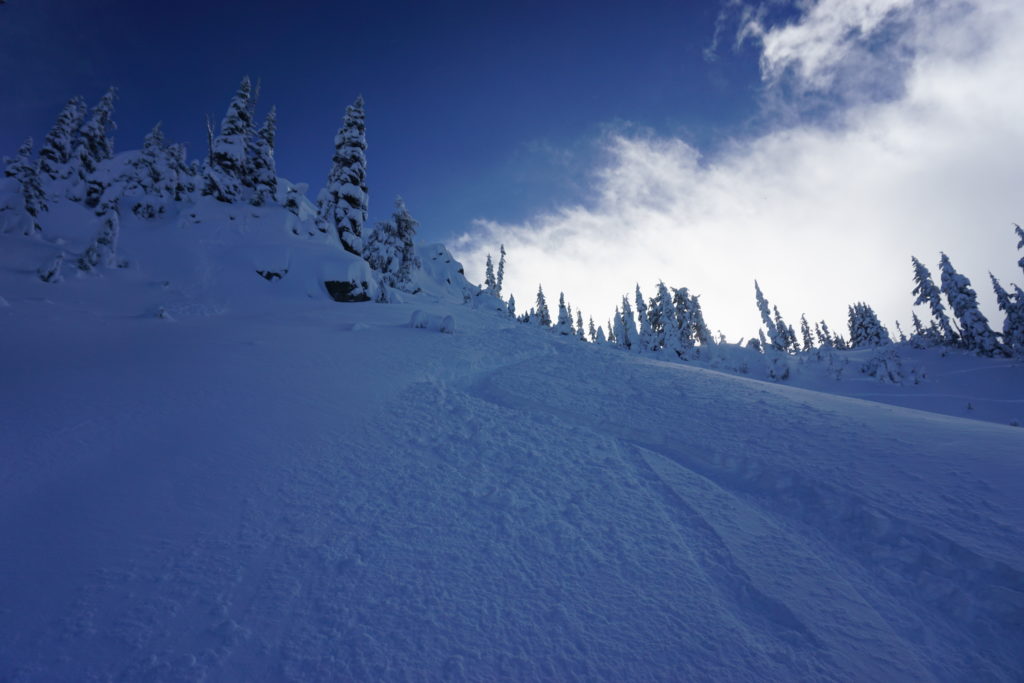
1,302,1023,681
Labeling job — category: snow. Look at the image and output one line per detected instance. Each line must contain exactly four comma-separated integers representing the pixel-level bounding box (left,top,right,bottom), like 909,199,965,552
1,193,1023,679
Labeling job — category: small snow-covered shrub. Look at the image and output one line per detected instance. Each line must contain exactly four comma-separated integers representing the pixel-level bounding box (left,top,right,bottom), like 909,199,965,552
410,310,428,329
861,347,922,384
409,309,455,334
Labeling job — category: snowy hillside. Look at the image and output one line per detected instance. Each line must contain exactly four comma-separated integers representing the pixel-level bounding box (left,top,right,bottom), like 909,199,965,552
2,81,1023,680
2,238,1023,679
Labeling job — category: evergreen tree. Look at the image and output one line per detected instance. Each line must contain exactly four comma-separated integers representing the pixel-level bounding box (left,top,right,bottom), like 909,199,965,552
124,123,183,218
203,77,254,202
911,312,925,337
78,204,120,271
635,284,655,352
754,281,787,350
911,256,957,344
251,106,278,206
990,274,1024,353
673,287,697,356
316,95,368,255
800,314,814,351
817,320,835,348
611,307,624,348
894,321,907,343
588,316,598,342
165,142,195,201
73,87,118,178
3,138,47,235
653,282,678,354
575,311,586,341
772,305,795,351
938,253,1003,355
690,293,712,346
596,325,607,344
847,302,891,347
621,296,639,352
1016,224,1024,276
507,294,517,319
554,293,573,335
484,254,496,292
496,244,506,297
534,285,551,326
364,196,421,292
38,97,87,180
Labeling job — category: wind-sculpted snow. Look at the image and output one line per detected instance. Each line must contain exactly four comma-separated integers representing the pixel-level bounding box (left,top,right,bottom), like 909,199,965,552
1,293,1022,679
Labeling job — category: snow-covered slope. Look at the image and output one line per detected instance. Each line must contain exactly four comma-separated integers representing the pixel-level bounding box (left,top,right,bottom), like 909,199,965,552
2,244,1022,680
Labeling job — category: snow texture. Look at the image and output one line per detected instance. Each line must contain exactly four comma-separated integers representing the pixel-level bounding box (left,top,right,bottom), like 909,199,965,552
0,173,1023,681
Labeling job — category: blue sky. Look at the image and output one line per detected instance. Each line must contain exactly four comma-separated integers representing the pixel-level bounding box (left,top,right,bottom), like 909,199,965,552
3,0,1022,338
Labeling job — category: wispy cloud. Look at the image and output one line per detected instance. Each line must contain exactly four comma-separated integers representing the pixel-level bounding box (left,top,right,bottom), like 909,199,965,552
453,0,1024,341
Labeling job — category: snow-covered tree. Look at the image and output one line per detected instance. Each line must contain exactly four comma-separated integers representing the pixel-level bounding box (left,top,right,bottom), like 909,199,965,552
690,293,712,346
673,287,697,356
1016,224,1024,276
364,196,421,292
800,315,814,351
772,305,795,351
588,316,598,342
484,254,496,292
911,256,957,344
121,123,171,218
78,205,120,271
621,296,639,352
38,97,86,180
938,253,1003,355
72,87,118,179
496,244,506,297
554,293,573,335
815,320,834,348
847,302,891,348
507,294,517,319
203,77,254,203
251,106,278,206
612,306,625,348
316,95,367,255
754,281,788,351
534,285,551,326
634,285,656,352
653,282,679,355
990,274,1024,354
3,138,47,235
911,312,925,337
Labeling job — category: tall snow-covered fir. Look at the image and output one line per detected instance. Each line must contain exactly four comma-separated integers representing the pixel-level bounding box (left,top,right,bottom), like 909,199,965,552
203,77,254,203
316,96,368,255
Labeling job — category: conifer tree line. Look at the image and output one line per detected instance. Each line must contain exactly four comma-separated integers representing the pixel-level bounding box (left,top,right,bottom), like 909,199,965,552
743,230,1024,358
1,78,422,293
481,224,1024,362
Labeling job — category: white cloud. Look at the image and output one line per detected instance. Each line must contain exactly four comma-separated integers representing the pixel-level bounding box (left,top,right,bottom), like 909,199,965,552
452,0,1024,342
747,0,916,89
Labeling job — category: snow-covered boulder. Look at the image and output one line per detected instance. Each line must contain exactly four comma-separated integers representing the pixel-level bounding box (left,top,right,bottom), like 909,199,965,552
409,309,456,334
